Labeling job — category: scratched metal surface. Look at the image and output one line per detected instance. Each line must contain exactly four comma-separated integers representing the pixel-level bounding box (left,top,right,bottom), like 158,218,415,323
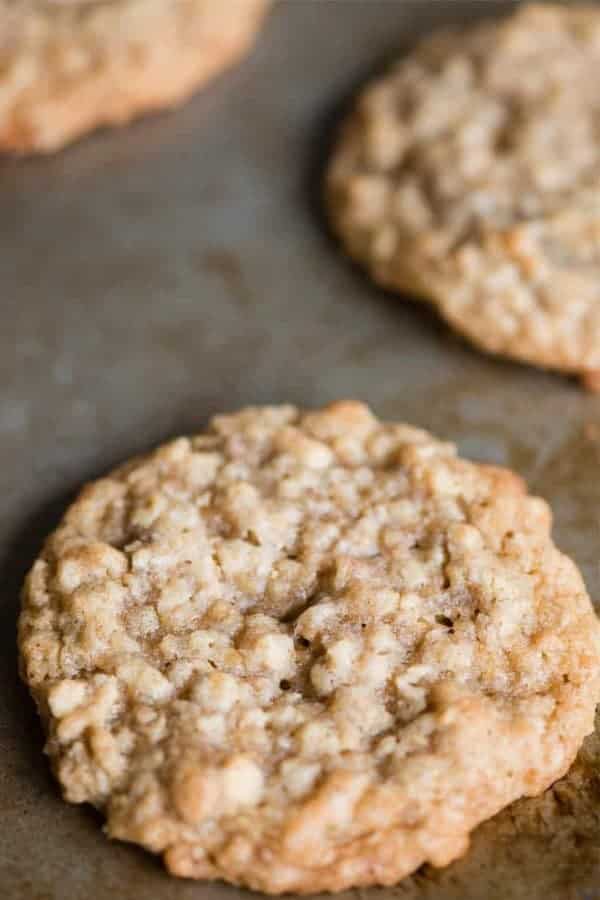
2,2,600,899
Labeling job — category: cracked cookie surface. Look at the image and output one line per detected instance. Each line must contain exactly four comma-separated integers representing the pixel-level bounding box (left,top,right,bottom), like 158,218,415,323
19,402,600,892
327,4,600,386
0,0,271,153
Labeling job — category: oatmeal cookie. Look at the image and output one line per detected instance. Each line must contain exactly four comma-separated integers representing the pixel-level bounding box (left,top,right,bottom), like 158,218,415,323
327,4,600,388
19,402,600,892
0,0,271,153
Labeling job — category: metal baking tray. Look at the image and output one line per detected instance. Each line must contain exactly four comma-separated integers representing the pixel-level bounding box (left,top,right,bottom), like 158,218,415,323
2,3,600,898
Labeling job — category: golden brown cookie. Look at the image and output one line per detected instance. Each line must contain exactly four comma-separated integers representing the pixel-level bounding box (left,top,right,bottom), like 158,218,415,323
0,0,271,153
327,4,600,388
19,402,600,892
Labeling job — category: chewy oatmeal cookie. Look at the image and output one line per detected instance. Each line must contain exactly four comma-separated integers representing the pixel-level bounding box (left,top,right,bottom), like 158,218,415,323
19,402,600,893
327,4,600,389
0,0,271,153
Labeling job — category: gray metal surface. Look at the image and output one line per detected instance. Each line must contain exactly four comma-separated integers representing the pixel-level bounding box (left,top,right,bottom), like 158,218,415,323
2,3,600,898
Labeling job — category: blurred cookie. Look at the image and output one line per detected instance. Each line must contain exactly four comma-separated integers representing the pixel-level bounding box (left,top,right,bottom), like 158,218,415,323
0,0,271,153
327,4,600,388
19,402,600,892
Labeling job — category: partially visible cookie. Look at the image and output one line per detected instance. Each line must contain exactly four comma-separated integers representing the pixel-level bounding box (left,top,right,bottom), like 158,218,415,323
19,402,600,892
0,0,271,153
327,4,600,387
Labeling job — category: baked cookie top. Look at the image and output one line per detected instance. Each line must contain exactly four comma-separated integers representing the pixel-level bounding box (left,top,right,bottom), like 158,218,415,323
327,4,600,382
19,402,600,893
0,0,271,152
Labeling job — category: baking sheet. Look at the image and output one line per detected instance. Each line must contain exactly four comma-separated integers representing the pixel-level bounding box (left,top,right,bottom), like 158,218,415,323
2,2,600,898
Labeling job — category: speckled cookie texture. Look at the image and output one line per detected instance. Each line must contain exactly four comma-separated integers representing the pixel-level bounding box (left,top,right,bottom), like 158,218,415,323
327,4,600,388
19,402,600,893
0,0,271,153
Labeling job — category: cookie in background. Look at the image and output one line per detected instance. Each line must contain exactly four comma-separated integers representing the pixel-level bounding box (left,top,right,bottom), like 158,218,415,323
0,0,272,153
327,4,600,389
